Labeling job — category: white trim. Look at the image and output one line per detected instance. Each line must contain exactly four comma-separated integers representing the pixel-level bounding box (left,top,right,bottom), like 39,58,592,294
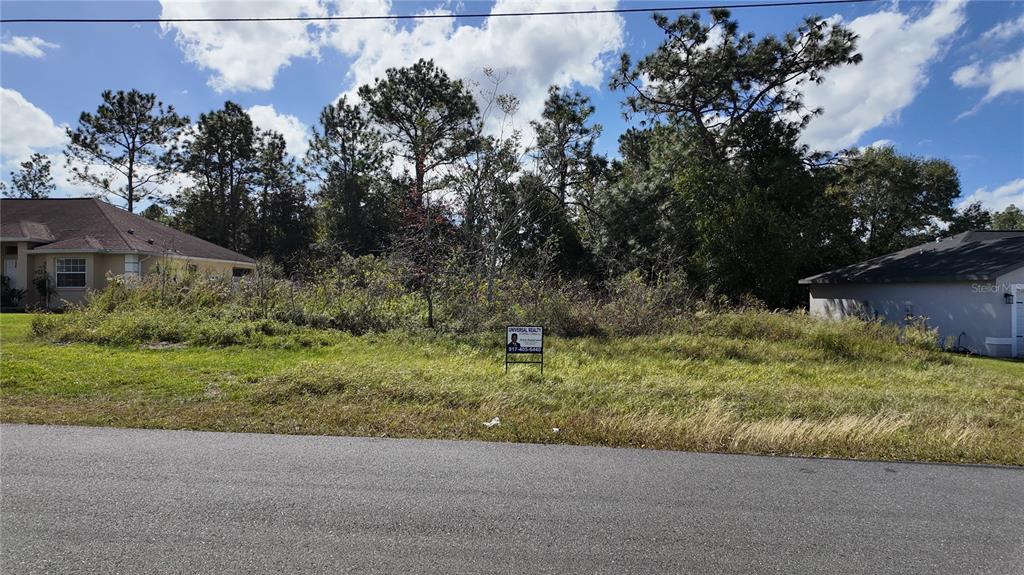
124,254,141,277
55,256,88,289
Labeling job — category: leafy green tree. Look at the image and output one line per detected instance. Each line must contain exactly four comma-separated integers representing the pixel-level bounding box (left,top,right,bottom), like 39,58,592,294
992,204,1024,230
175,101,256,253
610,9,860,159
139,203,172,224
531,86,603,210
827,146,961,257
590,127,695,277
304,97,395,256
65,90,189,212
522,86,607,278
604,9,861,305
5,153,56,198
944,201,991,235
501,173,593,279
251,131,314,271
358,59,478,204
687,113,829,305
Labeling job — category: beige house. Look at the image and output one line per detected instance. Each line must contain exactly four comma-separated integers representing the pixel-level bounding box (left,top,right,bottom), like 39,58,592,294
800,231,1024,358
1,198,256,309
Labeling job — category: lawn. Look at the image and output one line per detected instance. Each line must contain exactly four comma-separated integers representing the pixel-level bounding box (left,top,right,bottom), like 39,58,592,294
2,312,1022,465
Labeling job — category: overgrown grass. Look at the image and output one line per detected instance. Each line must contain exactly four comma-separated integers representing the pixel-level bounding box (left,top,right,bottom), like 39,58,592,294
3,312,1022,465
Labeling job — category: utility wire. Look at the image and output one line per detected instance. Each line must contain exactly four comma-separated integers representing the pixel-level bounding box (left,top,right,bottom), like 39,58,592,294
1,0,875,24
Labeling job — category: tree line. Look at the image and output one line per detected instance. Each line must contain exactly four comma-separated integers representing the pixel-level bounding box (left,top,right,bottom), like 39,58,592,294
3,9,1022,309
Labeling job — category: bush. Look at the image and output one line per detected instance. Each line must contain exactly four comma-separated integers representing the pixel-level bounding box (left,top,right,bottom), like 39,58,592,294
598,270,690,336
1,275,26,307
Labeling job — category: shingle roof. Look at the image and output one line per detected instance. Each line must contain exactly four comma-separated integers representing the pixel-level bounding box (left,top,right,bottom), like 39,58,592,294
799,231,1024,285
0,219,55,242
0,198,255,264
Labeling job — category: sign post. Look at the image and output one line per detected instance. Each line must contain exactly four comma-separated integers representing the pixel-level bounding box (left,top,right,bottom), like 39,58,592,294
505,326,544,374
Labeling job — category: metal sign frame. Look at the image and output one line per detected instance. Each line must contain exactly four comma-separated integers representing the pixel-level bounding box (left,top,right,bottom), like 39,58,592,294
505,325,544,374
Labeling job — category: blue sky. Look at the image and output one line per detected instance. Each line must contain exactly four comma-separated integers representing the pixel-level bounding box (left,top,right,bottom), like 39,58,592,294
1,0,1022,212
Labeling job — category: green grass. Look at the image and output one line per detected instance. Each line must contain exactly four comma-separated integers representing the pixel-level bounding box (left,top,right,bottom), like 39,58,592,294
2,312,1023,465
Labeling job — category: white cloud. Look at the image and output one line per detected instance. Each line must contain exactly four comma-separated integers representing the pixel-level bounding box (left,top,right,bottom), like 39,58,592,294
958,178,1024,212
980,13,1024,43
158,0,326,92
0,36,60,58
246,104,310,158
801,0,966,151
867,138,894,149
159,0,624,136
0,88,67,163
0,88,191,206
951,47,1024,116
0,88,98,198
328,0,624,139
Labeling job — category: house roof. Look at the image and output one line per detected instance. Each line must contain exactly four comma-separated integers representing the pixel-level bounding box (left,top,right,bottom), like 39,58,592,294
0,198,255,264
0,219,56,243
799,231,1024,285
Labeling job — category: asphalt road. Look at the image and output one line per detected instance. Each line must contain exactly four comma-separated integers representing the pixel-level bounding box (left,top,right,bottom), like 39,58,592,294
1,425,1022,574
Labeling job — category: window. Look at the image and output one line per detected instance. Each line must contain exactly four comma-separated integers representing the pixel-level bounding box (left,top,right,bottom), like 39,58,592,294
232,267,252,278
55,258,87,288
124,254,140,277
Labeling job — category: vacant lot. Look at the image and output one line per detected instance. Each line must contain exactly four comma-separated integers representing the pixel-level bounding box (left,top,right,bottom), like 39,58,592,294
2,313,1022,465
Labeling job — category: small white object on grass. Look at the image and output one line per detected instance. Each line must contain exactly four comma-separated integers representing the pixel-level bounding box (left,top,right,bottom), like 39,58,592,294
483,417,501,428
552,428,560,433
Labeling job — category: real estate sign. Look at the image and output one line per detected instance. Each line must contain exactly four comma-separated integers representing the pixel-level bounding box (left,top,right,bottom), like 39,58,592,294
505,326,544,374
506,326,543,353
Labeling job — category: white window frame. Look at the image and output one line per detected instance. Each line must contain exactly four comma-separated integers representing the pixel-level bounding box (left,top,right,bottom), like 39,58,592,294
55,257,87,289
124,254,141,277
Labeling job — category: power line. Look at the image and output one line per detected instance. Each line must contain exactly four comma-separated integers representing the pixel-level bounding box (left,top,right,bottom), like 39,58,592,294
1,0,876,24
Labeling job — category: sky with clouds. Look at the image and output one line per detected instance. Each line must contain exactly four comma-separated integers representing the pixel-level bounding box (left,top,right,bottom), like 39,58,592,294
1,0,1022,212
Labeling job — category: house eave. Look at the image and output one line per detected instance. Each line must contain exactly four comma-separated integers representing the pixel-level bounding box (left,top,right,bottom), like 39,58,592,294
800,274,1001,285
25,248,255,267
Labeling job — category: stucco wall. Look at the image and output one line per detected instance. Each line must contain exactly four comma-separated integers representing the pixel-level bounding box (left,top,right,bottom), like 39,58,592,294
808,266,1024,357
25,253,97,308
93,253,126,281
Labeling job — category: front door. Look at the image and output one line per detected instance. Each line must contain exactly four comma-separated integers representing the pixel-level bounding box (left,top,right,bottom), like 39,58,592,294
3,256,16,289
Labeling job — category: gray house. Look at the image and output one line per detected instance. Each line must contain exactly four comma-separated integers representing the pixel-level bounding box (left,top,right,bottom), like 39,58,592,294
800,231,1024,358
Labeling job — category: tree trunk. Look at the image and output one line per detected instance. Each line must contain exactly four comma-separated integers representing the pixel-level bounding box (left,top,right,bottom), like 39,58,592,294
486,230,499,304
415,153,426,207
425,284,434,329
126,151,135,213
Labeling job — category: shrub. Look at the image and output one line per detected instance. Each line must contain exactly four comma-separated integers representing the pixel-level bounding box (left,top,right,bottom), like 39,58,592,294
598,270,690,336
1,275,26,307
